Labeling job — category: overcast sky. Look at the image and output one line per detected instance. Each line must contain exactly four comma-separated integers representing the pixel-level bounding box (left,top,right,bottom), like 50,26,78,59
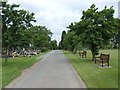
8,0,119,44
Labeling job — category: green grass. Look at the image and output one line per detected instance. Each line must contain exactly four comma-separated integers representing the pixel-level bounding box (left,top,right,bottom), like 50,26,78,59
2,51,49,88
64,49,118,88
0,58,2,90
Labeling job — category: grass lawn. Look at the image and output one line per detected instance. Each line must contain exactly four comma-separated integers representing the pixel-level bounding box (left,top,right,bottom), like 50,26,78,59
64,49,118,88
2,51,49,88
0,58,2,90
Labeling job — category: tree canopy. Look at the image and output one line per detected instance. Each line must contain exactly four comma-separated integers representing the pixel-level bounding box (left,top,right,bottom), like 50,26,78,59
2,2,56,65
2,2,36,50
50,40,57,50
2,2,54,52
59,4,119,60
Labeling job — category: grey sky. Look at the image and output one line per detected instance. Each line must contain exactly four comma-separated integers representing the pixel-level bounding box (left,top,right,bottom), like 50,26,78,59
8,0,119,44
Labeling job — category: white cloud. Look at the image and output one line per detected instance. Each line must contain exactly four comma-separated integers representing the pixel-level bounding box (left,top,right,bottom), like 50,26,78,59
8,0,119,44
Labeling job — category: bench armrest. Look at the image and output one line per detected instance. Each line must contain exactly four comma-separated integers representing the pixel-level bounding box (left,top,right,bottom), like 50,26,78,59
94,56,100,61
95,56,100,58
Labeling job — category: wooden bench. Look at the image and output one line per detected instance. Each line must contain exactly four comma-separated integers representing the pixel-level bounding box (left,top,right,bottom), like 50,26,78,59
94,53,110,67
79,51,87,58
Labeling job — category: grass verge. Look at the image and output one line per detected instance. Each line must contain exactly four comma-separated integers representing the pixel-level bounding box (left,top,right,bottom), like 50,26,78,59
64,49,118,88
0,58,2,90
2,51,49,88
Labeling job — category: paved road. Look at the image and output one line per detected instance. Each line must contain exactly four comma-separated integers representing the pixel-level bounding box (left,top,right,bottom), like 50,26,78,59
6,50,86,88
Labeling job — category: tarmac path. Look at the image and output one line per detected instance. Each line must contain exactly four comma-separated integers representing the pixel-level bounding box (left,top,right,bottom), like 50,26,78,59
6,50,86,88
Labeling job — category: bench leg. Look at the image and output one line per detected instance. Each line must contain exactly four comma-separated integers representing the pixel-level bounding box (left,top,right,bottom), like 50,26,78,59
108,61,109,67
102,60,103,67
94,58,97,64
95,60,96,64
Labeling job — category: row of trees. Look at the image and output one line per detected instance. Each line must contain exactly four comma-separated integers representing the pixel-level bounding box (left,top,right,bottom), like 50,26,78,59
59,4,119,60
1,2,57,64
2,2,58,52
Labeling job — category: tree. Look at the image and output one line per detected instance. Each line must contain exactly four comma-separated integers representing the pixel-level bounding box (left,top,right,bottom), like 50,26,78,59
2,2,36,49
62,30,79,53
110,18,120,49
27,26,52,52
67,4,118,60
51,40,57,50
2,2,36,65
80,5,117,60
59,31,66,49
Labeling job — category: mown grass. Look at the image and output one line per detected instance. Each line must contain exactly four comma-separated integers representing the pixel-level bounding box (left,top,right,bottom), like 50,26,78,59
0,58,2,90
2,51,49,88
64,49,118,88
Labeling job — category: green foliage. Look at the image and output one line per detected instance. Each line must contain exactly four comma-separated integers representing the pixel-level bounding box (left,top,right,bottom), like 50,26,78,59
41,47,48,52
2,2,53,51
110,18,120,49
2,2,36,49
28,26,52,50
2,2,54,65
62,31,79,53
66,4,118,60
51,40,57,50
59,30,66,49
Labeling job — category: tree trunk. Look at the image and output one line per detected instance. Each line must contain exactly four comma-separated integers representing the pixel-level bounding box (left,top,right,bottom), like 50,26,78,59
113,42,118,49
92,53,95,61
72,48,77,54
90,43,99,61
4,49,8,65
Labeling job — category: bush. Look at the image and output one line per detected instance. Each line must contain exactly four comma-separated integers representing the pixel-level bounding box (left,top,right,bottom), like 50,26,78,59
41,47,48,52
